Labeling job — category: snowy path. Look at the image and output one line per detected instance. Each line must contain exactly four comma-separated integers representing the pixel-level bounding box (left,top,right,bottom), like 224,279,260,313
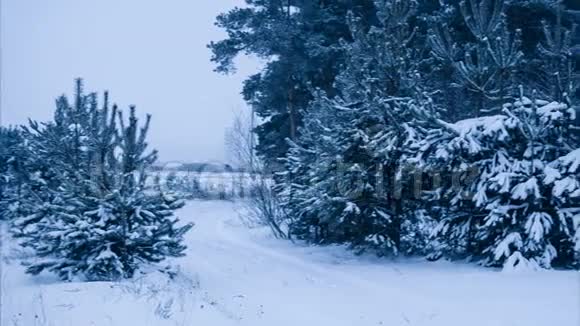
2,200,579,326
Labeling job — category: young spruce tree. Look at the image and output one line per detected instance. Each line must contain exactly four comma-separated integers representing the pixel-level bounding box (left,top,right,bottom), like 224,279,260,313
414,92,579,269
12,80,192,281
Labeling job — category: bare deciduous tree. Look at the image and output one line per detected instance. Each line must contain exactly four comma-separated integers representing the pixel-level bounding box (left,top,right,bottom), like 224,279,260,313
225,107,288,239
225,108,259,173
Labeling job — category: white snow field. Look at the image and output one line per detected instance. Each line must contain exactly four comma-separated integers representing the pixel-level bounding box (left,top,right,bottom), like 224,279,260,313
2,200,579,326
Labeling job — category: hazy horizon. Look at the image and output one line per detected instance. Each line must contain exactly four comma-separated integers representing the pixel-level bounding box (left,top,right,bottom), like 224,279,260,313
1,0,259,163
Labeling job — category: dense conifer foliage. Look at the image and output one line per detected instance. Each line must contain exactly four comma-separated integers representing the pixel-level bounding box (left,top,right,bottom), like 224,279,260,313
1,80,192,281
213,0,579,269
414,94,579,269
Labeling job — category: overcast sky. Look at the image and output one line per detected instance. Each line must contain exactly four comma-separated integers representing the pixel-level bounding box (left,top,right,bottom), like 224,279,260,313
1,0,259,163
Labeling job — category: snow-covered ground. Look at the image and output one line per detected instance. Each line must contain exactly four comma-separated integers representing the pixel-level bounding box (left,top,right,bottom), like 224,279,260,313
2,200,579,326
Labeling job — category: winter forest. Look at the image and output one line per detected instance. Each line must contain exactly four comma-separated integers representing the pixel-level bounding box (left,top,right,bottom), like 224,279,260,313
1,0,579,325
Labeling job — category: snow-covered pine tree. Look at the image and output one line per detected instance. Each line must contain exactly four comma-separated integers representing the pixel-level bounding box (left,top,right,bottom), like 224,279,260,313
537,2,578,102
13,80,192,281
79,106,192,280
0,127,31,221
210,0,379,167
279,0,435,255
502,0,575,101
428,0,524,117
277,93,354,245
9,85,94,234
414,92,579,269
544,148,580,266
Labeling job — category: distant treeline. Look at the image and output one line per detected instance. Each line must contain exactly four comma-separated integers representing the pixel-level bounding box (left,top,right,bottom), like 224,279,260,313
151,162,243,173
